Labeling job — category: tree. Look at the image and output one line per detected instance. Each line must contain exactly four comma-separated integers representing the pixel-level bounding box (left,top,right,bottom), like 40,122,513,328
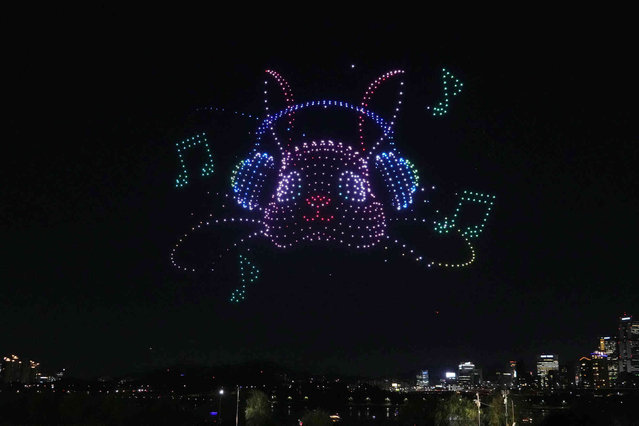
434,393,479,426
245,389,273,426
300,408,332,426
485,391,529,426
485,392,506,426
398,398,435,426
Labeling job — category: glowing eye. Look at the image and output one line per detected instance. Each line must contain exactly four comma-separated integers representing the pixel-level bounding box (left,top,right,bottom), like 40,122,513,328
276,170,302,203
338,170,367,203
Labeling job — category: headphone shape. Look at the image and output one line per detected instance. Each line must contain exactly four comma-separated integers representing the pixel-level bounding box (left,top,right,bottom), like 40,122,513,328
374,151,419,211
231,152,274,210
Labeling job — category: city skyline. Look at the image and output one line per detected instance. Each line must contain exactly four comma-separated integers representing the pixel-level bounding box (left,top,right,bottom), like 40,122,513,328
3,312,635,386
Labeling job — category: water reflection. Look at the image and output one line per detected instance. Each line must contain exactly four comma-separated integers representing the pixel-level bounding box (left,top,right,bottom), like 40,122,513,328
274,402,404,424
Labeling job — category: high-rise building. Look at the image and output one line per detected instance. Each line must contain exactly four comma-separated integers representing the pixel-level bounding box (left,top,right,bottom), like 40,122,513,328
577,356,592,388
496,360,518,388
457,362,482,388
443,371,457,388
577,352,610,389
599,336,618,386
22,360,40,384
1,355,39,384
509,360,518,381
618,315,639,382
600,336,616,355
591,351,609,388
536,354,559,389
558,365,571,389
415,370,429,390
1,355,21,383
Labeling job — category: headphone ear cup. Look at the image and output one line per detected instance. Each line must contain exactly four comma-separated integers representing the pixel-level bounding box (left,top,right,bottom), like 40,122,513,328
231,152,275,210
374,152,419,211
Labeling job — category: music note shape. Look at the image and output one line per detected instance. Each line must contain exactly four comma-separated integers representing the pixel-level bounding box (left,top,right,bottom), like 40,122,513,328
434,190,495,238
175,132,214,188
230,252,260,303
427,68,463,116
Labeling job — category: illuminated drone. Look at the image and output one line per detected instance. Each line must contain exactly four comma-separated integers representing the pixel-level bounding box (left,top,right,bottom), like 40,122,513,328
171,69,495,302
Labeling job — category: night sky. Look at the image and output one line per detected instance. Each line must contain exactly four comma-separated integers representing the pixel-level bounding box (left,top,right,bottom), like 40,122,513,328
2,16,637,380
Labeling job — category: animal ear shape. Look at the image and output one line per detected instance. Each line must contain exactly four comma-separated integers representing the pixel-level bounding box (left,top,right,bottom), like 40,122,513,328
264,69,296,151
358,70,405,152
231,152,275,210
374,151,419,211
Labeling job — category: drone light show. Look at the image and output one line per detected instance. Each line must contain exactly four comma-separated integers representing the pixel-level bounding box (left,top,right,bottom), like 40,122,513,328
171,67,495,302
174,132,215,188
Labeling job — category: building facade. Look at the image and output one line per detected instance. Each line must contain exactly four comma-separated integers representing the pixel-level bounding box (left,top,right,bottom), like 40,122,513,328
618,315,639,382
415,370,429,390
536,354,559,389
1,355,40,384
457,362,482,388
577,353,610,389
599,336,618,386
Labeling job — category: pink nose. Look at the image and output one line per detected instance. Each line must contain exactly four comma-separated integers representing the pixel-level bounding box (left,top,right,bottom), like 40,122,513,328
304,195,334,222
306,195,331,207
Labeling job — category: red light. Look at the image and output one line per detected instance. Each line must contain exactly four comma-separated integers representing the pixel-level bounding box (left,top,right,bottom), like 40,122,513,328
305,195,333,222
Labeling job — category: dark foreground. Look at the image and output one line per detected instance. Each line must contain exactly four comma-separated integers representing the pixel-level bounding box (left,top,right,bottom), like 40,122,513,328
1,390,639,425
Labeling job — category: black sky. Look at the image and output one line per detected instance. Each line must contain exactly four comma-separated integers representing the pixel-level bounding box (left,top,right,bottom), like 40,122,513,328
2,15,638,379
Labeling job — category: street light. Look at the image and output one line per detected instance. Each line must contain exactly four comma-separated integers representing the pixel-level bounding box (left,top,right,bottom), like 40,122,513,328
219,389,224,424
235,386,241,426
501,390,509,426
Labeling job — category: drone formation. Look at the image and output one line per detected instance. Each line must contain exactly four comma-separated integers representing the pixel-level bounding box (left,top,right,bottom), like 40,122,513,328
170,67,495,302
